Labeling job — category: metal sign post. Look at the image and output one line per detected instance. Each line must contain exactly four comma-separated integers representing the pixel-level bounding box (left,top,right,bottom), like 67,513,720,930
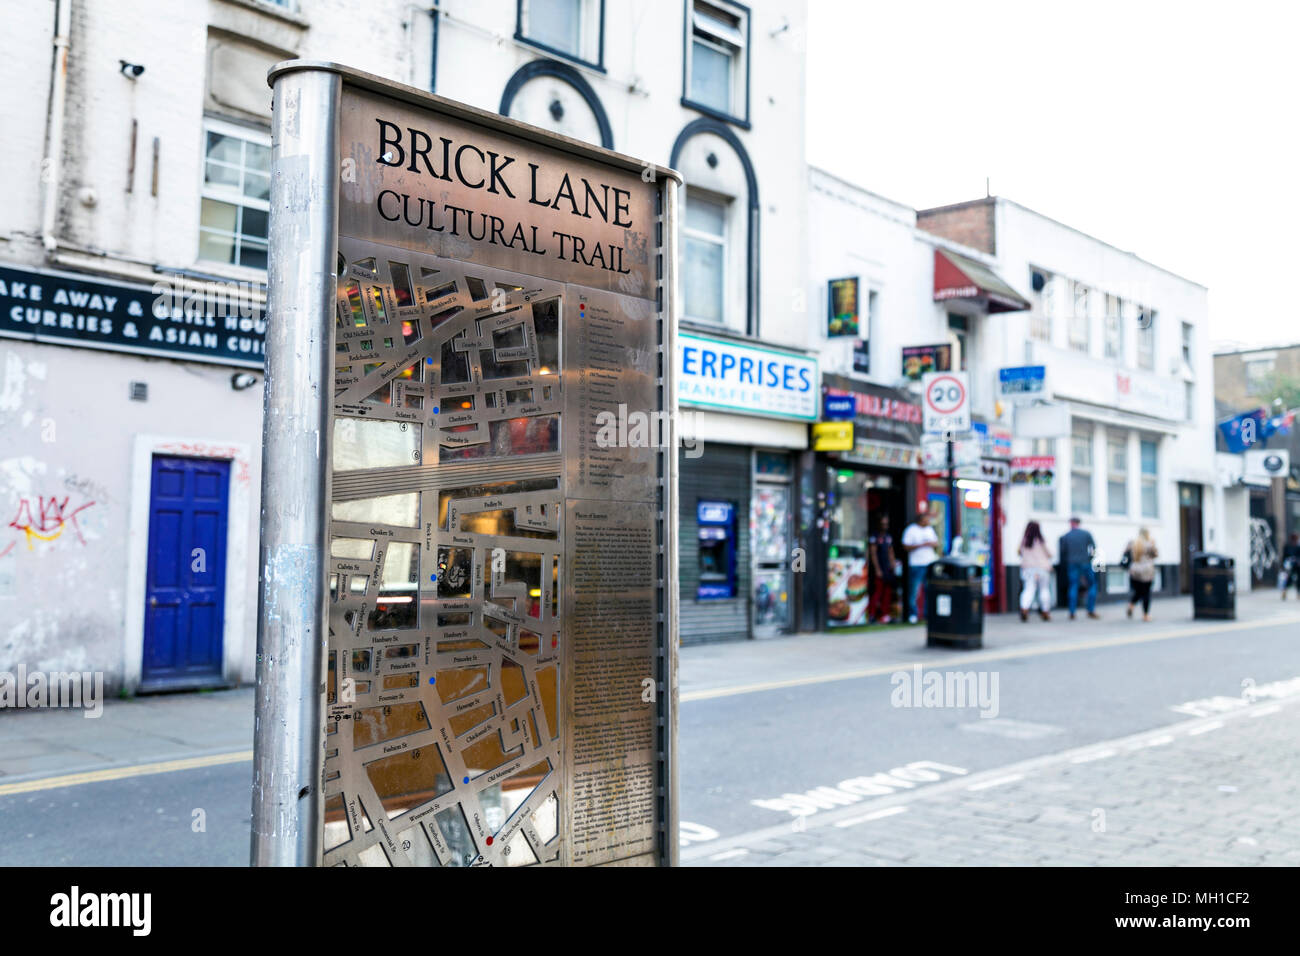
253,61,680,867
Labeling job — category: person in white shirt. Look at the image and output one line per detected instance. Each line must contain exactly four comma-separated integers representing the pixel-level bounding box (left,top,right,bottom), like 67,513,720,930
902,509,940,624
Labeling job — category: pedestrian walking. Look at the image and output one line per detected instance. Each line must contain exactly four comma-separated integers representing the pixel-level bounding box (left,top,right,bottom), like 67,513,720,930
902,509,940,624
1058,516,1099,620
868,515,898,623
1017,521,1053,622
1282,533,1300,600
1123,527,1159,621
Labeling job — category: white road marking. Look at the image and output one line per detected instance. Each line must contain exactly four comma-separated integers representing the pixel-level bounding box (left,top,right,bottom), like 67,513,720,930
708,848,749,861
1133,734,1175,748
966,774,1024,791
1188,721,1224,735
1249,703,1282,717
678,821,720,847
1070,748,1117,764
833,806,909,828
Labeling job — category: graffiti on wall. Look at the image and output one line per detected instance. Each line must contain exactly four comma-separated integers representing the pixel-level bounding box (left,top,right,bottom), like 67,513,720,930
1249,516,1278,581
1,494,97,557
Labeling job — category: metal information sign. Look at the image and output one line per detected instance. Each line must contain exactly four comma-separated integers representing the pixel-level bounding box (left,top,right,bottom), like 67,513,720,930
252,62,680,867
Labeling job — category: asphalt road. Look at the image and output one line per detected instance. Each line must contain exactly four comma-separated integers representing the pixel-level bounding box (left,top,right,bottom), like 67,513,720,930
2,616,1297,865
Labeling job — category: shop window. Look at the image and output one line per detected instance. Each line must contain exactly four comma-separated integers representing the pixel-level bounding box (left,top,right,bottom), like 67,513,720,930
199,119,270,271
1136,307,1156,370
1071,424,1093,515
1140,438,1159,518
682,190,728,327
1030,437,1055,513
1105,567,1129,594
517,0,605,68
1104,294,1123,361
685,1,749,124
1245,357,1274,396
1107,433,1128,517
1068,281,1091,353
1029,267,1054,342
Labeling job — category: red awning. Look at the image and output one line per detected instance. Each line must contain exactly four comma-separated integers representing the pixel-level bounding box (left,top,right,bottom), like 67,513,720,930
933,248,1031,313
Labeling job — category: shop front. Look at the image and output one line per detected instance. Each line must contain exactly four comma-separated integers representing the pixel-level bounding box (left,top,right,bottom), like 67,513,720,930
917,423,1012,612
677,332,818,643
814,374,923,629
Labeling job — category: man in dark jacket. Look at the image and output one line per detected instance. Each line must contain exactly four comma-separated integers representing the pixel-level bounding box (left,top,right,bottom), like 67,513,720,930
1059,517,1100,620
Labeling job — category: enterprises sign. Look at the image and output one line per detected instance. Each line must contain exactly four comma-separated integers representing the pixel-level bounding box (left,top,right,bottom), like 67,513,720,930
678,333,818,420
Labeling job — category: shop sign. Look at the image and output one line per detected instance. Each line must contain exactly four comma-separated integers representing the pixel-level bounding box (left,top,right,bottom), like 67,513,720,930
813,421,853,451
827,276,859,337
901,343,952,381
823,393,856,420
822,373,923,447
0,263,265,367
679,333,818,421
972,421,1013,458
1010,456,1057,488
957,459,1010,483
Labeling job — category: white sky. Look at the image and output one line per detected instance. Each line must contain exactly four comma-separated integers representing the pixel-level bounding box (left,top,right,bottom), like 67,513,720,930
805,0,1300,350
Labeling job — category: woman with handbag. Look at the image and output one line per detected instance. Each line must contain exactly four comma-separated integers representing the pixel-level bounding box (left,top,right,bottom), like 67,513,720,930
1125,528,1158,621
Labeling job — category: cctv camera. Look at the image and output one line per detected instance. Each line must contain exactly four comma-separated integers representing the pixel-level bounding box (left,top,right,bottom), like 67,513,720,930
119,60,145,79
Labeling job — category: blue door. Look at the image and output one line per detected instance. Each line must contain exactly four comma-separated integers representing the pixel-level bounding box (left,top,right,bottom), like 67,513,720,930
142,456,231,688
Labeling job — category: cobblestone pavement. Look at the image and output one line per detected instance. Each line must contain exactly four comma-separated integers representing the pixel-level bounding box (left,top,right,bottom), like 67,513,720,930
683,694,1300,867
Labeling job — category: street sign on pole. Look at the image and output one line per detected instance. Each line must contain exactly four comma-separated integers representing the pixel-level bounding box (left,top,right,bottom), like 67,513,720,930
255,61,680,868
923,371,970,434
997,364,1046,402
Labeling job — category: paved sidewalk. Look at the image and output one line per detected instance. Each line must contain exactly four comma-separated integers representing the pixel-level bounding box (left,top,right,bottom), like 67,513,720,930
0,685,254,784
683,693,1300,866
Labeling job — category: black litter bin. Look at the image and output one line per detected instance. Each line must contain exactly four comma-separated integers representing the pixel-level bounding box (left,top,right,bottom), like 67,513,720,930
1191,552,1235,620
925,558,984,648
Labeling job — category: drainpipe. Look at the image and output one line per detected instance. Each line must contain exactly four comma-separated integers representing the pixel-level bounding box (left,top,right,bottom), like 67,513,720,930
42,0,72,255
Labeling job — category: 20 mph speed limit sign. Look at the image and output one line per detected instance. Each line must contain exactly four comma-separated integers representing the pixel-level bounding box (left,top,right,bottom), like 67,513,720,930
922,371,970,434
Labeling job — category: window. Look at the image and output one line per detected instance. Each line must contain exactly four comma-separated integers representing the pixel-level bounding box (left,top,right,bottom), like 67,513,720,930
686,1,749,123
1107,433,1128,516
682,191,728,326
1029,268,1053,342
1185,381,1195,422
947,313,969,372
865,289,879,342
1140,438,1159,518
199,120,270,271
1071,424,1093,515
1104,294,1123,361
518,0,604,68
1181,321,1194,366
1245,357,1275,395
1068,281,1090,353
1136,307,1156,370
1031,437,1055,513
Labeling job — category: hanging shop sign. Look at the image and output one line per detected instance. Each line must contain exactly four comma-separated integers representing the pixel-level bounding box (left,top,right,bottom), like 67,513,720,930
827,276,860,337
901,343,952,381
1009,456,1057,489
